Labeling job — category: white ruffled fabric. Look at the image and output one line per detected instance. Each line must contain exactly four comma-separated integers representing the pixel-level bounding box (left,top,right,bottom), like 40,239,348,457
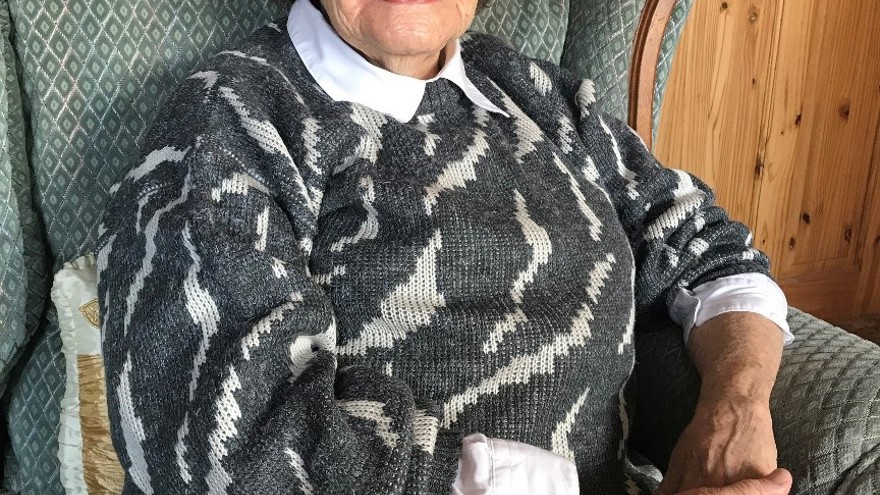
53,255,101,495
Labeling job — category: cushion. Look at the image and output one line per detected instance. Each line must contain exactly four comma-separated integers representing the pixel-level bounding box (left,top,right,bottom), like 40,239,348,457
470,0,570,64
3,313,66,494
772,309,880,493
53,255,123,494
631,309,880,494
7,0,291,268
652,0,695,145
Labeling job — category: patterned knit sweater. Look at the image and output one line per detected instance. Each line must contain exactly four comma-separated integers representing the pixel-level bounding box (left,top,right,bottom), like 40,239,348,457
96,21,770,495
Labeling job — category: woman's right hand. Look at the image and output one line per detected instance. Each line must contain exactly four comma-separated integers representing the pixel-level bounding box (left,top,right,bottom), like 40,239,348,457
676,469,792,495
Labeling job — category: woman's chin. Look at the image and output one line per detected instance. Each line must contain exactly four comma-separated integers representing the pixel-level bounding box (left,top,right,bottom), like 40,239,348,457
381,0,441,4
372,30,449,58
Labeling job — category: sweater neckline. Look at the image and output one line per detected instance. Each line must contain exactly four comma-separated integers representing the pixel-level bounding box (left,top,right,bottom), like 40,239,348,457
286,0,509,123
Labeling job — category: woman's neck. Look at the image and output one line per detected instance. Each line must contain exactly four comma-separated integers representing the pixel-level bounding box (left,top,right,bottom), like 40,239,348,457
309,0,447,80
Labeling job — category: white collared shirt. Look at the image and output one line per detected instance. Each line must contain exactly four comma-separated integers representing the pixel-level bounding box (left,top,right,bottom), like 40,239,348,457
286,2,792,492
287,0,507,123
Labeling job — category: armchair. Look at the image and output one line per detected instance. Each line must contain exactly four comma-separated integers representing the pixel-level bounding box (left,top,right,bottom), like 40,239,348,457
0,0,876,493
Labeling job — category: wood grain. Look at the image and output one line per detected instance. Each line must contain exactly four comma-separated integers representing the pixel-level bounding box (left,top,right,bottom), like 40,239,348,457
856,119,880,316
629,0,677,147
654,0,779,226
757,0,880,281
656,0,880,322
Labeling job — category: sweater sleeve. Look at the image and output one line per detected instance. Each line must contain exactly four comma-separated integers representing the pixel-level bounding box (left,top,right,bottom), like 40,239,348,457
96,80,460,495
572,85,772,316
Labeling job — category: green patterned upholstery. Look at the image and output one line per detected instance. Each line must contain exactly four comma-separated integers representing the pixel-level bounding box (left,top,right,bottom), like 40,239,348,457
560,0,647,121
10,0,290,267
3,311,65,494
772,310,880,494
0,0,47,396
559,0,695,133
471,0,570,64
20,1,860,493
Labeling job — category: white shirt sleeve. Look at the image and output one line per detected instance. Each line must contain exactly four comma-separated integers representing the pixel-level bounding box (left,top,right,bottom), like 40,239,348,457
669,273,793,345
452,434,579,495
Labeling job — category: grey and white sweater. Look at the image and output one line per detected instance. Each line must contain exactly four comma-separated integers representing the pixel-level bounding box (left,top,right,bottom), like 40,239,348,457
96,20,770,495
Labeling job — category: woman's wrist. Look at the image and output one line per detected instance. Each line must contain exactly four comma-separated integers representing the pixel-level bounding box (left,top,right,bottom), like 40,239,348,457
698,361,776,405
690,312,784,405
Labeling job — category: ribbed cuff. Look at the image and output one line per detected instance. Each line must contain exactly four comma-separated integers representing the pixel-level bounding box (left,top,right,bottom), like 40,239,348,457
426,430,463,495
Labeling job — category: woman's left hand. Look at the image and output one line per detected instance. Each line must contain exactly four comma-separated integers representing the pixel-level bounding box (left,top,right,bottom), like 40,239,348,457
657,395,779,494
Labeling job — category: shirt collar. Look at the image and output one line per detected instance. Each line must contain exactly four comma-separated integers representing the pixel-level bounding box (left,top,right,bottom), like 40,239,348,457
287,0,508,123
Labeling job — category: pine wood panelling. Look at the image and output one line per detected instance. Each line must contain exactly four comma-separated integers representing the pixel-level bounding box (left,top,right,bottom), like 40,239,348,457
760,0,880,280
857,122,880,315
655,0,880,324
655,0,780,226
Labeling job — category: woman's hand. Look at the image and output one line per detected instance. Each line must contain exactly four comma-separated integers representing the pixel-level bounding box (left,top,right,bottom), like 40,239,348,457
659,312,787,494
675,468,792,495
658,396,778,494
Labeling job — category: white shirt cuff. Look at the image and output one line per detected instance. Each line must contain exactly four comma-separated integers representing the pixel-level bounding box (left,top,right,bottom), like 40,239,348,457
669,273,793,345
452,434,579,495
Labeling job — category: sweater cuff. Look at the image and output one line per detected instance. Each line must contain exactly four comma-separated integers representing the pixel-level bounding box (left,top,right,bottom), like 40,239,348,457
426,430,463,495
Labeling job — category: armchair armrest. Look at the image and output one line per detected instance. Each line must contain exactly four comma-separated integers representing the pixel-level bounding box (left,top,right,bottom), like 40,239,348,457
630,308,880,494
629,0,678,148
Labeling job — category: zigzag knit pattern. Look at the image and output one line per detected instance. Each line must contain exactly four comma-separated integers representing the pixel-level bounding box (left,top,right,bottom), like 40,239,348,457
96,21,769,495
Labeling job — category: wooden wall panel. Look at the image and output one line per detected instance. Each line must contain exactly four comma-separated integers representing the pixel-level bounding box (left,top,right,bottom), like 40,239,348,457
857,122,880,315
759,0,880,321
758,0,880,278
654,0,779,226
656,0,880,323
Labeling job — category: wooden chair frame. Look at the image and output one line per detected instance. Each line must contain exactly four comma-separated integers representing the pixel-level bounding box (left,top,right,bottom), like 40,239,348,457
629,0,678,148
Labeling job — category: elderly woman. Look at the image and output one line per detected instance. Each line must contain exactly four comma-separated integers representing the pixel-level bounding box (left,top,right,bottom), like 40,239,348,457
97,0,796,493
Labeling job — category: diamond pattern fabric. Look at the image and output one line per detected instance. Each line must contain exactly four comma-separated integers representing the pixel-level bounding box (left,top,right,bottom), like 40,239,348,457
7,0,290,270
3,0,876,492
773,309,880,494
631,308,880,495
0,0,47,394
470,0,570,64
556,0,694,135
560,0,646,121
3,312,65,495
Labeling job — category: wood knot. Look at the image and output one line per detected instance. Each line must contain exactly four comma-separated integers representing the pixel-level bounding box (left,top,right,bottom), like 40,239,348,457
844,227,853,242
721,2,729,10
801,212,811,224
839,99,851,120
795,113,802,126
749,7,760,22
789,237,796,250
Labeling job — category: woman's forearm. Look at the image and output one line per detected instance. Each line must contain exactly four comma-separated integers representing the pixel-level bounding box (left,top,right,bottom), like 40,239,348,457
688,311,784,404
657,311,786,494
